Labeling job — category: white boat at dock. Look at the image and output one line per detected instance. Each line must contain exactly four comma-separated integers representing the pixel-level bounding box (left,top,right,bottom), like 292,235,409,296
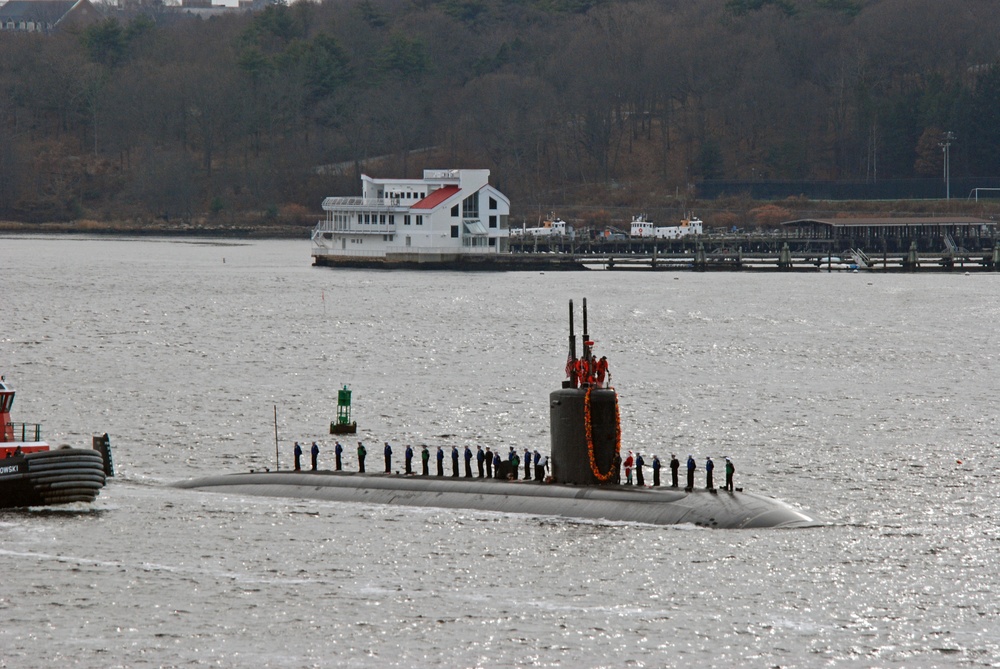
629,213,704,239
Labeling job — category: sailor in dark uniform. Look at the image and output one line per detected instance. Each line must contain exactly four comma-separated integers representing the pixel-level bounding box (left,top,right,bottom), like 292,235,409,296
335,442,343,471
310,442,319,471
293,442,302,471
670,454,679,488
451,446,459,477
421,445,430,476
705,456,715,490
635,452,645,486
493,451,502,479
652,454,661,486
524,447,532,480
686,454,695,491
384,442,392,473
476,446,485,478
464,446,473,477
436,446,444,476
485,447,493,478
405,445,413,475
725,457,735,491
357,441,366,473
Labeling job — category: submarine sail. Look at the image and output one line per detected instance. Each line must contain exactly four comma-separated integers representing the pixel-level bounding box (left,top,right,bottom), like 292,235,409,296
550,299,620,485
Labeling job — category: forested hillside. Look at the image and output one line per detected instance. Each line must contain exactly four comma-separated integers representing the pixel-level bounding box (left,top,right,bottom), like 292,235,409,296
1,0,999,225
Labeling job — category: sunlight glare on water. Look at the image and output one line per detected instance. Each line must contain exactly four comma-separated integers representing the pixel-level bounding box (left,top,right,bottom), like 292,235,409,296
1,236,998,667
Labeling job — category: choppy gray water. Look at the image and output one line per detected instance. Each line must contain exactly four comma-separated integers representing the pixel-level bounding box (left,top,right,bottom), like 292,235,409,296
1,236,998,668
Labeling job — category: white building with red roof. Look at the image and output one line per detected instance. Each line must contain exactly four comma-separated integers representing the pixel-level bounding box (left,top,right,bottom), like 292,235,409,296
311,169,510,268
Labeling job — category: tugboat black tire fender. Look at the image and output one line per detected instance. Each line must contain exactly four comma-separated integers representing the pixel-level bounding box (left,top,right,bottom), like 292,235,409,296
33,480,105,491
26,463,105,476
26,472,107,485
41,493,100,504
25,448,104,460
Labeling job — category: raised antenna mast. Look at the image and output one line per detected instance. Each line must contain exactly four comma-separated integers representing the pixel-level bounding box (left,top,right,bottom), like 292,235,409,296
568,299,578,386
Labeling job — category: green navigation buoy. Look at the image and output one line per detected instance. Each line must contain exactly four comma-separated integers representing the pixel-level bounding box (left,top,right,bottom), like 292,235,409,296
330,385,358,434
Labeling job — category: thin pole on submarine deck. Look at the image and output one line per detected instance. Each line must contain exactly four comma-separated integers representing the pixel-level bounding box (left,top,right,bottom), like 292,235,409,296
582,298,590,359
569,299,577,386
273,405,279,471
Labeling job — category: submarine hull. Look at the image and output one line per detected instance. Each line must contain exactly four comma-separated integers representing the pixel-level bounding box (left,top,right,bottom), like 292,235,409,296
173,472,821,529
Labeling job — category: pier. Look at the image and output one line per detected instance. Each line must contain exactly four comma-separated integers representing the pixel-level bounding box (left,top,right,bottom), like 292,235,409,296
505,242,1000,271
506,215,1000,271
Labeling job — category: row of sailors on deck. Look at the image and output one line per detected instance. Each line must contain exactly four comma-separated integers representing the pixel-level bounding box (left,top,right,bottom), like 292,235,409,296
291,442,736,492
293,442,549,482
619,452,737,492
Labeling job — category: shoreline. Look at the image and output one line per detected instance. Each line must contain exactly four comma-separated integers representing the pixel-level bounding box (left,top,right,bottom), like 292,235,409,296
0,221,311,239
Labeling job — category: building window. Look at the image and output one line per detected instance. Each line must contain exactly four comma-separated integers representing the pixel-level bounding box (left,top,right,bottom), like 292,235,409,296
489,215,497,228
489,197,497,210
404,215,411,225
380,214,386,224
389,215,395,224
451,204,459,217
489,237,496,247
451,225,459,238
416,216,423,226
462,193,479,219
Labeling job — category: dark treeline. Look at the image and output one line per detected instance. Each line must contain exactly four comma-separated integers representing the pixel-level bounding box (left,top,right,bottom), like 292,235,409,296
2,0,1000,223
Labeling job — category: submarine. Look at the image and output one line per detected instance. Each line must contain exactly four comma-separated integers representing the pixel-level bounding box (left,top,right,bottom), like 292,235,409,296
174,300,820,530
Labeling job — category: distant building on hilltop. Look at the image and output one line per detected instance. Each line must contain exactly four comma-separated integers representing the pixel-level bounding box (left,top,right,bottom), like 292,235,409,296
0,0,101,32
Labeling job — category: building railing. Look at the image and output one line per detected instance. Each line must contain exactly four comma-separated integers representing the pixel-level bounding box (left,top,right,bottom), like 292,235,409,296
313,221,397,235
312,245,501,258
321,196,408,210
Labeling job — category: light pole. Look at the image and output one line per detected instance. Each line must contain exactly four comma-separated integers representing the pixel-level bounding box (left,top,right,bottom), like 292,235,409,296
940,131,955,200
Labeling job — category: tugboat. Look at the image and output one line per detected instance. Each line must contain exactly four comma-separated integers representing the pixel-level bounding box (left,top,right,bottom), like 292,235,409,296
329,385,357,435
174,301,820,529
0,376,113,509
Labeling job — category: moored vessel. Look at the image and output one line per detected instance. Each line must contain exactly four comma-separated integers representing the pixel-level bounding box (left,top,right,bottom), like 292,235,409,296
629,213,704,239
0,376,112,509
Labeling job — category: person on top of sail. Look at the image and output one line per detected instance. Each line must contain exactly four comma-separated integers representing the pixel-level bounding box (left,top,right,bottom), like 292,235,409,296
596,356,609,387
575,356,590,386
